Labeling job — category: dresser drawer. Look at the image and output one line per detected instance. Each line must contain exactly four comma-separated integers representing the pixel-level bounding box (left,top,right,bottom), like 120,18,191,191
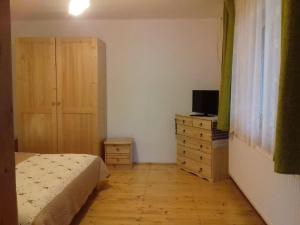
106,144,130,154
193,129,211,141
177,156,212,178
175,115,193,126
195,163,212,178
106,155,131,165
177,125,212,141
176,135,212,153
177,146,211,165
193,118,212,130
177,155,187,167
176,125,194,137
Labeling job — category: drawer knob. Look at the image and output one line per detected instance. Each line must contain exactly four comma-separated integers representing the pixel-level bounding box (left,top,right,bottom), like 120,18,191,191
183,140,186,144
200,122,203,126
200,133,203,137
199,168,203,172
183,120,185,124
200,156,203,160
182,161,186,165
183,150,186,154
183,129,186,133
116,148,120,151
200,144,203,148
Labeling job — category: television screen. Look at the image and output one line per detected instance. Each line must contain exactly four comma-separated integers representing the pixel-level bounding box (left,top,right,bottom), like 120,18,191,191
192,90,219,116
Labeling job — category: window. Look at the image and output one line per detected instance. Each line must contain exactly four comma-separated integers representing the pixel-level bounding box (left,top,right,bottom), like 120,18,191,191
230,0,281,154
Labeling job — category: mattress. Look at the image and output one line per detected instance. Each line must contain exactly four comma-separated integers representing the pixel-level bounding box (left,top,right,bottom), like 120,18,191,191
15,152,109,225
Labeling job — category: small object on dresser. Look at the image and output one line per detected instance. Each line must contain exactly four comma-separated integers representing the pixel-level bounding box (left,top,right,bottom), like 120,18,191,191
104,138,133,168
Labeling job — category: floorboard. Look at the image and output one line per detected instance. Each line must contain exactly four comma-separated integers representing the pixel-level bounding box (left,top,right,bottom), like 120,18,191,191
72,164,266,225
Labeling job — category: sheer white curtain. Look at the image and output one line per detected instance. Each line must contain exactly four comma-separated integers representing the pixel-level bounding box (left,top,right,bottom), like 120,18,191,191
231,0,281,153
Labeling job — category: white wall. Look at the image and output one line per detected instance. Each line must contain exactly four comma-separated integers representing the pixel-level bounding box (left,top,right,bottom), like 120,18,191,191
12,19,222,163
230,137,300,225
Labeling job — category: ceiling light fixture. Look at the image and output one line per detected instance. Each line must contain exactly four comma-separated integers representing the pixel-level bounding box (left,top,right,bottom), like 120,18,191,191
69,0,90,16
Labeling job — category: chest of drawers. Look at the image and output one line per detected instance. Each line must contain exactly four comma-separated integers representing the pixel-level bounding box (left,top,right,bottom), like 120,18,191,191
175,115,229,182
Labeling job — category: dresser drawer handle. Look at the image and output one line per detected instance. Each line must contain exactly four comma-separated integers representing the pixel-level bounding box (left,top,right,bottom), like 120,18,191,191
200,122,203,126
183,140,186,144
199,168,203,172
200,133,203,137
200,144,203,148
182,161,186,165
116,148,120,151
183,120,185,124
200,156,203,160
183,129,186,133
183,150,186,154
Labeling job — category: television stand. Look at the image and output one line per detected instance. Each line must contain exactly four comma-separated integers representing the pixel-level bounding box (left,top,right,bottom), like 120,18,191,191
175,114,229,182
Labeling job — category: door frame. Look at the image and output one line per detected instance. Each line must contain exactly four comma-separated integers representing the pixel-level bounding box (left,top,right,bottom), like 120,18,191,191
0,0,18,224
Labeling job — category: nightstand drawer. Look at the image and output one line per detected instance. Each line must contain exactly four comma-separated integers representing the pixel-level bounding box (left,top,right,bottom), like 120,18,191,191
106,156,130,165
106,145,130,154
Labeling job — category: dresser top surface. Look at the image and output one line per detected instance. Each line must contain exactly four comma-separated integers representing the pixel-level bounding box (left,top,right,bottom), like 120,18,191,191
104,138,133,145
176,114,218,122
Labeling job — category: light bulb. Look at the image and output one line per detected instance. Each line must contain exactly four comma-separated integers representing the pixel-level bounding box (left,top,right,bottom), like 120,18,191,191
69,0,90,16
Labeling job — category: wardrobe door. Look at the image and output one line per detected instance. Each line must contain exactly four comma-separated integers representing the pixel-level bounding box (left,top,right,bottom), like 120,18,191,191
16,38,58,154
56,38,98,155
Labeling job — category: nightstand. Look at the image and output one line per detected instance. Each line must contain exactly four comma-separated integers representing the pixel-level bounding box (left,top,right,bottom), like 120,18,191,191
104,138,133,168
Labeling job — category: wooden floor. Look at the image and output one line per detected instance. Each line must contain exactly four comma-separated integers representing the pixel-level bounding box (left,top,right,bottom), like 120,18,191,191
72,164,266,225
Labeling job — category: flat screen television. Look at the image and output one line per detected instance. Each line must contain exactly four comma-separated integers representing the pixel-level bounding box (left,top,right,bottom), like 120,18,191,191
192,90,219,116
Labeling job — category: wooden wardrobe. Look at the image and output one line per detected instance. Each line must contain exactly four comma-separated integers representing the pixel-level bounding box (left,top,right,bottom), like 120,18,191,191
15,37,106,156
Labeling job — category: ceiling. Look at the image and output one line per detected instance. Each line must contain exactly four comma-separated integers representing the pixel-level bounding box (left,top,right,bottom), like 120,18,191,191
10,0,224,20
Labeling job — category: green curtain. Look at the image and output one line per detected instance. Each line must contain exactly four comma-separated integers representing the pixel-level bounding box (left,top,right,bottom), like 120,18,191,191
217,0,235,131
274,0,300,174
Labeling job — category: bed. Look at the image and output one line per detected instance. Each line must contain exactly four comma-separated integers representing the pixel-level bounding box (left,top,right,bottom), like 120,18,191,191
15,152,109,225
